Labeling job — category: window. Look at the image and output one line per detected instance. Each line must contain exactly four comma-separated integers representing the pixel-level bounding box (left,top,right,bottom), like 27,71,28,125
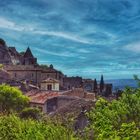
47,84,52,90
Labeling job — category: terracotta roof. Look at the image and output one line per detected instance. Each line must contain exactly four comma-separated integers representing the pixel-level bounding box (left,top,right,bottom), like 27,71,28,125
26,90,59,104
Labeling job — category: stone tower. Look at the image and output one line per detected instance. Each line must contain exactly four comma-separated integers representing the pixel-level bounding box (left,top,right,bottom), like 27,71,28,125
23,47,37,65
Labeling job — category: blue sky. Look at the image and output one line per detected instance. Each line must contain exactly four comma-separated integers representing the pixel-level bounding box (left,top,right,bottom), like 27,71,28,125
0,0,140,79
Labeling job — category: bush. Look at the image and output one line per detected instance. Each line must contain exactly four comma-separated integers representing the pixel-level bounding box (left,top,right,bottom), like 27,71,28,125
20,107,43,120
0,84,29,113
87,87,140,139
0,114,78,140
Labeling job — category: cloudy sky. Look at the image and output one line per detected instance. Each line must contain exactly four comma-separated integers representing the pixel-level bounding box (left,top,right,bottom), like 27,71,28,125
0,0,140,79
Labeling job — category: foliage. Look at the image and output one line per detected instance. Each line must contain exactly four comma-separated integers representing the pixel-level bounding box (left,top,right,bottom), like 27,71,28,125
19,107,43,120
0,84,29,113
0,81,140,139
0,64,3,69
0,114,78,140
134,74,140,87
87,87,140,140
40,64,48,69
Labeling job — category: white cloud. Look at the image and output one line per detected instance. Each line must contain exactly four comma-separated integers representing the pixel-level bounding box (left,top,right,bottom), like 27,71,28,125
34,48,76,57
0,17,93,44
0,17,24,31
124,42,140,53
33,30,92,44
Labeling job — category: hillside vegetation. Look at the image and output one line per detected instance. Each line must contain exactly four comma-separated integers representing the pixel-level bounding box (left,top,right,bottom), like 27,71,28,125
0,84,140,139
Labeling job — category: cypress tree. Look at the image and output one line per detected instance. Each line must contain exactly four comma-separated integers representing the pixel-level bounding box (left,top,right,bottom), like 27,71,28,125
100,75,104,93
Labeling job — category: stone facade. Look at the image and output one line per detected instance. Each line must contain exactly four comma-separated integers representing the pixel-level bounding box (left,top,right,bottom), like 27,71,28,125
63,76,82,90
83,79,95,92
0,39,64,88
4,64,64,88
0,68,11,84
40,78,60,91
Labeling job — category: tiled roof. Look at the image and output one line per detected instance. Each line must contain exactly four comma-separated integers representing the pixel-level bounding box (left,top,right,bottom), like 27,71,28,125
26,90,59,104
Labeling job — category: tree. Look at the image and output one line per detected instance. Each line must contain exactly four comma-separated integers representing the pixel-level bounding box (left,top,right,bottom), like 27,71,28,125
20,107,43,120
0,64,3,69
100,75,104,93
40,64,48,69
50,64,54,69
0,84,29,113
0,114,78,140
87,87,140,139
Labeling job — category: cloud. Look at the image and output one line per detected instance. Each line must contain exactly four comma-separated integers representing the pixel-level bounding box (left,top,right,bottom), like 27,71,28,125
34,48,76,58
124,42,140,53
1,0,140,79
33,30,92,44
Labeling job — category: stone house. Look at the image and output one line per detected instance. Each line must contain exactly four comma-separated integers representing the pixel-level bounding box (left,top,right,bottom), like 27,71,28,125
26,90,81,113
4,65,64,88
62,88,96,101
40,78,59,91
82,79,95,92
63,76,83,90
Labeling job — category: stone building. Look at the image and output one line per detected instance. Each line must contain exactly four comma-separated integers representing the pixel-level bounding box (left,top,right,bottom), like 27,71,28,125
26,90,81,113
4,65,64,88
0,68,11,84
0,38,64,88
82,79,95,92
40,78,60,91
63,76,83,90
0,38,112,94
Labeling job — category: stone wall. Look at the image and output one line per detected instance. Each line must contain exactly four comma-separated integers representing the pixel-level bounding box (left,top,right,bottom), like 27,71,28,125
4,65,64,87
63,76,82,90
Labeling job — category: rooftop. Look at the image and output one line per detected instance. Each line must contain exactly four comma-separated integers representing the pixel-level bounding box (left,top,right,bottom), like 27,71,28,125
26,90,60,104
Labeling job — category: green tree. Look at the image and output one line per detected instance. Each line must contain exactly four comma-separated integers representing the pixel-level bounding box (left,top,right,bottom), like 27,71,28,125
0,84,29,113
0,114,78,140
87,87,140,139
0,64,3,69
20,107,43,120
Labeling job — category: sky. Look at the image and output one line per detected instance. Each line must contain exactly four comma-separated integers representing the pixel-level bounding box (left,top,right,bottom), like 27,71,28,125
0,0,140,80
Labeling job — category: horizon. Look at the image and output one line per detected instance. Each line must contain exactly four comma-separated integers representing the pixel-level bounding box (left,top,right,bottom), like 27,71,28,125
0,0,140,79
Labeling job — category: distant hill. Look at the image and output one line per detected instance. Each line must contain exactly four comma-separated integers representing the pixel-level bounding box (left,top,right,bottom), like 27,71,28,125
105,79,138,91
